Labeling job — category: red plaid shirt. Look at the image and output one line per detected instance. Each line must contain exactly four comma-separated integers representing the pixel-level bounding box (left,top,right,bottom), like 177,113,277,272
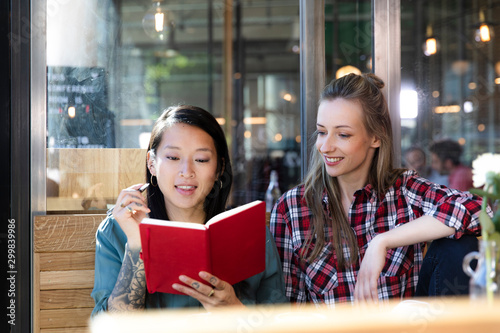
269,171,483,306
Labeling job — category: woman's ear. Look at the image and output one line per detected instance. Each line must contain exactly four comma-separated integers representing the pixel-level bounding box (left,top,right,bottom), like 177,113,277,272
147,151,156,175
371,136,381,148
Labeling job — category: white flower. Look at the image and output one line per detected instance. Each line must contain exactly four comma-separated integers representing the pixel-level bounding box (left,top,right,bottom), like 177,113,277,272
472,153,500,188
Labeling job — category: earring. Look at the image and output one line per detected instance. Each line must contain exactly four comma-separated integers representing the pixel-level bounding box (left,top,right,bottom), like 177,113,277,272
151,174,158,187
219,179,223,189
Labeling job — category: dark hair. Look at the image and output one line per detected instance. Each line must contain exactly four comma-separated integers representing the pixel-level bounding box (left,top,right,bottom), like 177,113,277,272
404,146,426,167
302,73,404,266
429,139,462,166
146,105,233,223
405,146,426,159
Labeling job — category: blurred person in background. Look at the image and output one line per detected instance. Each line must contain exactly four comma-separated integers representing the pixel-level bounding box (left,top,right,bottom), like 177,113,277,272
429,139,473,191
404,146,449,186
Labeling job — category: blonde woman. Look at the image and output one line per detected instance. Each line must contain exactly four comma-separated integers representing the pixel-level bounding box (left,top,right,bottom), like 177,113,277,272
270,74,486,305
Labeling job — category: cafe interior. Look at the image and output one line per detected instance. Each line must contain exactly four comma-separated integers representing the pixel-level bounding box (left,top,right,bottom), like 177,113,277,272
4,0,500,332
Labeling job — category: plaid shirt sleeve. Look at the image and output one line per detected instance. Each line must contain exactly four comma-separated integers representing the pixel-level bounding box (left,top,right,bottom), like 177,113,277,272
402,175,485,238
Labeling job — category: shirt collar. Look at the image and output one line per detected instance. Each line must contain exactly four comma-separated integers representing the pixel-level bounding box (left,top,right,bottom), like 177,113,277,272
321,182,377,205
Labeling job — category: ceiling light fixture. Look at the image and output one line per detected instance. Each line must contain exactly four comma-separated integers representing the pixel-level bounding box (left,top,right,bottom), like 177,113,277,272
142,1,173,41
475,9,494,43
423,25,439,56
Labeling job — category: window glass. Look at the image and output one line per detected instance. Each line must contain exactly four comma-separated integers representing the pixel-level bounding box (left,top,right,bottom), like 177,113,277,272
401,0,498,183
325,0,372,82
46,0,301,212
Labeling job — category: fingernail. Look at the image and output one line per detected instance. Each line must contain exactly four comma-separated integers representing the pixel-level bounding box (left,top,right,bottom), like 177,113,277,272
199,272,209,278
179,275,187,282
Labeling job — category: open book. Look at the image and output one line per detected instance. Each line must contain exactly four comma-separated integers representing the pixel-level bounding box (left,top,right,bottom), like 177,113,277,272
139,200,266,294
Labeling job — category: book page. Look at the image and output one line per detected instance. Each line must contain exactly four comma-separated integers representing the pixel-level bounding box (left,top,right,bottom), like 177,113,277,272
141,218,207,230
206,200,264,226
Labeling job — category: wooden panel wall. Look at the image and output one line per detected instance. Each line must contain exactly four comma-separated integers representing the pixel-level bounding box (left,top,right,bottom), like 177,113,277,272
48,148,146,211
34,214,106,333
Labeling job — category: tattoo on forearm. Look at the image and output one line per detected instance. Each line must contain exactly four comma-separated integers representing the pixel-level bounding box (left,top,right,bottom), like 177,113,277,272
108,245,146,312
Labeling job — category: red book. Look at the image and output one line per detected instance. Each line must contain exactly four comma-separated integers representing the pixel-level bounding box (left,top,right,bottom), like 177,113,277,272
139,200,266,294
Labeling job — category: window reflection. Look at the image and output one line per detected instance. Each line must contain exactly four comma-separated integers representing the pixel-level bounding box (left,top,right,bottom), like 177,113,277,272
401,0,500,184
325,0,372,82
46,0,302,212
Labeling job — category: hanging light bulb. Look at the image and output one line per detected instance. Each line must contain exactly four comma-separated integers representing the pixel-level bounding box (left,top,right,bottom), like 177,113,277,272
475,9,494,43
423,24,439,56
478,23,492,42
142,1,173,41
424,38,437,55
335,65,361,79
155,11,164,33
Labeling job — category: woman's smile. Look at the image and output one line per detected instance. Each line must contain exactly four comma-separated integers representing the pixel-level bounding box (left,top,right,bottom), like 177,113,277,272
175,184,197,195
324,156,344,165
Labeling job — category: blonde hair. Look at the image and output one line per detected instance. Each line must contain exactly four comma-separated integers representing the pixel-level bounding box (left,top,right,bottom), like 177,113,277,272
302,73,404,266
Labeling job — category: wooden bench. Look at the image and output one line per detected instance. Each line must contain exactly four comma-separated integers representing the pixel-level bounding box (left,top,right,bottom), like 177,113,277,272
34,214,106,333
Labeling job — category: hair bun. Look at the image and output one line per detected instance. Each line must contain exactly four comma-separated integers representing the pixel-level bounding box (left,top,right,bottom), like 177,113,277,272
364,73,385,90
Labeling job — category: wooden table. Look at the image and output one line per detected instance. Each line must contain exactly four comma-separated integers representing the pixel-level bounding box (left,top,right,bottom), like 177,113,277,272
89,297,500,333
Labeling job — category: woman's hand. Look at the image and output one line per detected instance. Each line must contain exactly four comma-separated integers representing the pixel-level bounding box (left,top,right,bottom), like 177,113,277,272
354,216,455,304
112,183,151,250
354,234,388,304
172,271,244,311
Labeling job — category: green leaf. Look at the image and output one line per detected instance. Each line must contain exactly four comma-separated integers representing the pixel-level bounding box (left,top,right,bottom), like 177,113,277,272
493,209,500,234
480,211,495,234
485,171,497,184
470,189,500,200
490,232,500,244
494,180,500,198
489,232,500,262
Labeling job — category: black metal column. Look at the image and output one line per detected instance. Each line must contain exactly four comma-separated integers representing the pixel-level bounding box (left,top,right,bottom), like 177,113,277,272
10,0,31,331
